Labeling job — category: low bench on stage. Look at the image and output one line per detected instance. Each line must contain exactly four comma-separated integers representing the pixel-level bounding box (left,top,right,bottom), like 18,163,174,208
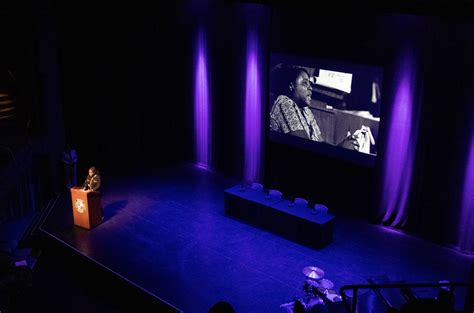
224,185,335,248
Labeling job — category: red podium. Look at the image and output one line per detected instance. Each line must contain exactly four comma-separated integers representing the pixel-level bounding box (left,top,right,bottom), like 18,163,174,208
70,187,102,229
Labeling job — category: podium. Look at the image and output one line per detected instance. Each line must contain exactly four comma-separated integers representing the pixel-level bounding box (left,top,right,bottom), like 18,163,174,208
70,187,102,229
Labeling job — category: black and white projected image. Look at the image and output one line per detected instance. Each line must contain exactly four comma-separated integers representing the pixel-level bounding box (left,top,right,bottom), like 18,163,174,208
269,57,383,156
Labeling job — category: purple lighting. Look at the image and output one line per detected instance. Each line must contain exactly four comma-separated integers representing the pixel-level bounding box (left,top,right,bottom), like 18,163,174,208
244,30,262,183
458,133,474,252
194,28,211,169
380,46,417,226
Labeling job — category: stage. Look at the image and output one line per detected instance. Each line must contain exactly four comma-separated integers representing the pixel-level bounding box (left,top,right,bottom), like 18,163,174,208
39,163,472,312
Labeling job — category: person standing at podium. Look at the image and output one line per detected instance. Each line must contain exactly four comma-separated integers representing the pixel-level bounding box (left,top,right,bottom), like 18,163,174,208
82,166,101,191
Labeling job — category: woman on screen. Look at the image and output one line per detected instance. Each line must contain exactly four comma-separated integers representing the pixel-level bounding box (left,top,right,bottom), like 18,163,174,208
270,65,324,142
269,64,370,152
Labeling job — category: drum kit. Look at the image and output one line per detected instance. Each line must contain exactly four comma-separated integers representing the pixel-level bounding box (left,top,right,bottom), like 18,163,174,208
302,266,342,303
280,265,343,313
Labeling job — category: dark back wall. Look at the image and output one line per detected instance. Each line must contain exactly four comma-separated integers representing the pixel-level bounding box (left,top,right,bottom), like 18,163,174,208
56,4,193,175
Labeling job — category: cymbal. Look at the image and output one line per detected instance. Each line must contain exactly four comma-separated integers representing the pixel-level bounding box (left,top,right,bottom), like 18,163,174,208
318,278,334,289
302,266,324,280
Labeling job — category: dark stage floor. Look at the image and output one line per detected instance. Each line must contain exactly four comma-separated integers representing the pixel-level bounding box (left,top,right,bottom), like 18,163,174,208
39,163,472,312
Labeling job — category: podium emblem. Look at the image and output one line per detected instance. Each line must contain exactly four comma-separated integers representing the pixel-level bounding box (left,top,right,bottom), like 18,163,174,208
75,199,85,213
